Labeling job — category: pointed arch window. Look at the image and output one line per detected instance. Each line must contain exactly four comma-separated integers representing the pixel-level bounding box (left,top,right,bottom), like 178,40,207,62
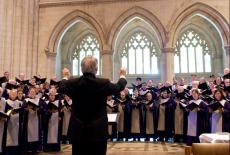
72,33,100,76
121,31,159,75
174,29,212,73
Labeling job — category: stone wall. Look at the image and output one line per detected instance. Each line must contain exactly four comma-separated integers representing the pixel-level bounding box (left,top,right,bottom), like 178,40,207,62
0,0,229,82
0,0,39,78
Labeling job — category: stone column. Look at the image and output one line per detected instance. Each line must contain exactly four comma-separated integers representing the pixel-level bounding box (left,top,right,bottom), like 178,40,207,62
45,48,57,78
225,45,230,68
160,48,175,82
0,0,39,78
101,49,113,80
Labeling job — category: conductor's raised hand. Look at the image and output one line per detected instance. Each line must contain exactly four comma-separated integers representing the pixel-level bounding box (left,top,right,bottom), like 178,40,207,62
119,68,127,78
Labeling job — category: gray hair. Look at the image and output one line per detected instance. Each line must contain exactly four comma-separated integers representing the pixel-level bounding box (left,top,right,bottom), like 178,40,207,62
81,55,98,74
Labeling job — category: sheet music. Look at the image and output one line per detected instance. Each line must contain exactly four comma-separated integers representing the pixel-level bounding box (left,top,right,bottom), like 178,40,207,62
107,114,118,123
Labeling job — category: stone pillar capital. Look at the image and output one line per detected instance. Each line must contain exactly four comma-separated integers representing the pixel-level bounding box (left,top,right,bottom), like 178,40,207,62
101,49,113,56
45,47,57,57
161,47,175,53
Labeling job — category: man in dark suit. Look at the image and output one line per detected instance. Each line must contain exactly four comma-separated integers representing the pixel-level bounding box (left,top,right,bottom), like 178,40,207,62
59,56,127,155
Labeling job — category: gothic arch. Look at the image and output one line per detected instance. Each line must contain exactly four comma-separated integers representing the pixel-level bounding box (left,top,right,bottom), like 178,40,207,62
108,6,167,52
46,9,106,55
168,2,230,48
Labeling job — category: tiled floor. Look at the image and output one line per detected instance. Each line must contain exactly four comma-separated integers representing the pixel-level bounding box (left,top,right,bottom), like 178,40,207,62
37,142,185,155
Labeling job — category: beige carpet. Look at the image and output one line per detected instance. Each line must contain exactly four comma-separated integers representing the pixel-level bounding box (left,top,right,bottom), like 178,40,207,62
37,142,185,155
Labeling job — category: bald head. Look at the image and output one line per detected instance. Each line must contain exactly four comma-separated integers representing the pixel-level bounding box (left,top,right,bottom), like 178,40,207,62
81,55,98,75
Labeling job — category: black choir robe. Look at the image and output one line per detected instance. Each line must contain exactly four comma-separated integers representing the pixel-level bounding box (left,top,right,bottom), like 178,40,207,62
61,99,72,144
210,100,230,133
0,98,6,155
143,100,158,137
115,98,131,140
186,99,208,145
4,99,23,155
22,97,42,152
130,97,144,136
172,99,188,142
43,100,63,152
157,97,175,138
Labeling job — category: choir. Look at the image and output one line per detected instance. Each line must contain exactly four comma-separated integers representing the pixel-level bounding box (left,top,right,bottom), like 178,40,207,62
0,68,229,154
106,68,230,145
0,75,72,155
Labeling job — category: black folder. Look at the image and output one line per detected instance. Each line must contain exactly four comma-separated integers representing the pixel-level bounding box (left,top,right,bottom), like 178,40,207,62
0,111,10,119
208,101,224,111
180,102,199,111
47,102,59,111
27,100,39,109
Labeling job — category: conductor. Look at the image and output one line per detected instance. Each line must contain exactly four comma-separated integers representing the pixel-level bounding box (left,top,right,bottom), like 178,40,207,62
59,55,127,155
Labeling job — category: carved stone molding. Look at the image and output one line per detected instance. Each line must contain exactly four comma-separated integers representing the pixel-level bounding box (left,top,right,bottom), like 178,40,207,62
45,47,57,57
225,45,230,54
39,0,155,8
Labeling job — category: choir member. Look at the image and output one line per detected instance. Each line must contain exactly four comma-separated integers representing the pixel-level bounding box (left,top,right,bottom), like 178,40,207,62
106,95,118,114
130,89,143,141
164,81,173,93
209,80,216,93
224,79,230,100
61,95,72,144
132,77,142,90
4,89,23,155
42,82,50,95
2,80,18,99
28,77,37,87
156,83,164,97
147,80,158,93
209,74,216,83
17,88,25,101
198,77,212,96
2,72,10,87
208,89,230,133
143,92,158,141
173,86,187,143
223,68,230,80
189,74,198,86
157,88,174,142
214,76,224,90
147,80,154,89
186,89,208,146
0,71,9,88
123,87,132,100
116,91,130,141
22,87,42,153
15,73,29,96
178,78,186,87
178,78,189,90
139,82,149,97
106,95,118,141
191,80,199,89
0,88,7,155
43,88,62,152
146,80,158,100
35,85,43,99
